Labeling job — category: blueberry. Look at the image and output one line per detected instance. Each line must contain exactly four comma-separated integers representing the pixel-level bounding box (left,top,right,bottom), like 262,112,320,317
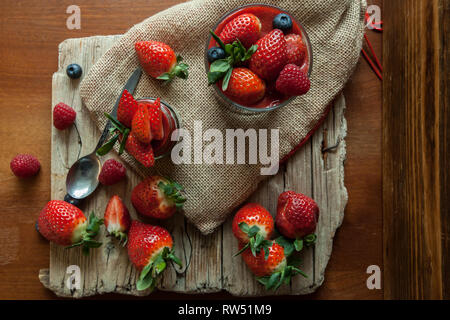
273,13,293,33
66,63,83,79
207,47,226,63
64,194,83,208
35,221,39,233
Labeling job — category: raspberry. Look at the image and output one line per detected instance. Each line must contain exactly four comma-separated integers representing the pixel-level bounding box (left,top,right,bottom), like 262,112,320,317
53,103,76,130
98,159,126,185
275,64,310,96
10,154,41,178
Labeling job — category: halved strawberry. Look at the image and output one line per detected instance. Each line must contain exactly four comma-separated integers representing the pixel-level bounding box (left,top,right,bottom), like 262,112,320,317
249,29,288,81
124,133,155,167
117,89,138,128
104,195,131,245
131,103,152,144
148,98,164,141
219,13,261,48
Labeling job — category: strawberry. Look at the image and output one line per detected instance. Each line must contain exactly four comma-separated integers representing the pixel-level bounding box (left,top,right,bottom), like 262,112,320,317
10,154,40,178
249,29,288,81
275,64,311,96
232,203,274,257
285,33,306,67
131,103,152,144
276,191,319,240
135,41,189,83
222,67,266,105
37,200,103,255
240,241,307,290
131,176,186,219
104,195,131,245
147,98,164,140
124,133,155,168
127,221,182,291
117,89,138,128
219,13,261,48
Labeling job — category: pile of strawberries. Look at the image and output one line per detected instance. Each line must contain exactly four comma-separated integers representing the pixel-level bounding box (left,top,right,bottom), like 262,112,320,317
108,90,165,168
37,175,185,291
208,13,310,105
232,191,319,290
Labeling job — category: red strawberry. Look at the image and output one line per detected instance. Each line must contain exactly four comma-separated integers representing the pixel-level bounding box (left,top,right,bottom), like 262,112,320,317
131,176,186,219
53,102,76,130
222,68,266,105
104,195,131,245
275,64,311,96
37,200,103,254
117,89,138,128
135,41,189,82
127,221,182,291
124,133,155,167
219,13,261,48
240,241,307,290
131,103,152,144
10,154,40,178
147,98,164,140
249,29,288,81
99,159,126,185
276,191,319,239
285,33,307,67
232,203,274,257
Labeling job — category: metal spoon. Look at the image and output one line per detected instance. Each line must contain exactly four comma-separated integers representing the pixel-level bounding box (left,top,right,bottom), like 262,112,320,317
64,68,142,204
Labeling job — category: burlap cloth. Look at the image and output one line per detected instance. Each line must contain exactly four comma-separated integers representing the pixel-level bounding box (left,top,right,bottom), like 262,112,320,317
79,0,366,234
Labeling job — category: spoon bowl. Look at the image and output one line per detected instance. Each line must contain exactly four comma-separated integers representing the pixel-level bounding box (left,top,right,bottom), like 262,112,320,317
66,153,101,199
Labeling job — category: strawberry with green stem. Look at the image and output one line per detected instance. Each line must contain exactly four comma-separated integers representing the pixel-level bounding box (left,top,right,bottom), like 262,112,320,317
208,30,258,91
127,221,182,291
232,203,274,259
38,200,103,255
276,191,319,252
135,41,189,84
131,176,186,219
240,241,307,291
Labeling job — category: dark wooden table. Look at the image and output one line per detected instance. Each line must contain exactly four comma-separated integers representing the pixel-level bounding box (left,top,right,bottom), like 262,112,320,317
1,0,442,300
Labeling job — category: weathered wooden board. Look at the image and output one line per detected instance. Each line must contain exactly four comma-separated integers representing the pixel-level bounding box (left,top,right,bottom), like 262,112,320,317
39,36,347,297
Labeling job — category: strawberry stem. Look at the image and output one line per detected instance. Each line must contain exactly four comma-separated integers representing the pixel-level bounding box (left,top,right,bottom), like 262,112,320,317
65,212,104,255
136,247,182,291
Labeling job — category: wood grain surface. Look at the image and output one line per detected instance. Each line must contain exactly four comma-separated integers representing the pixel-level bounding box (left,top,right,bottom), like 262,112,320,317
383,0,449,300
38,35,348,297
0,0,383,299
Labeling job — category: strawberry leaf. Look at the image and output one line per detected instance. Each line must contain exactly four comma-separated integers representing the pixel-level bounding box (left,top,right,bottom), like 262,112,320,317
222,67,233,91
96,133,120,156
238,222,250,233
210,29,226,50
275,236,295,257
